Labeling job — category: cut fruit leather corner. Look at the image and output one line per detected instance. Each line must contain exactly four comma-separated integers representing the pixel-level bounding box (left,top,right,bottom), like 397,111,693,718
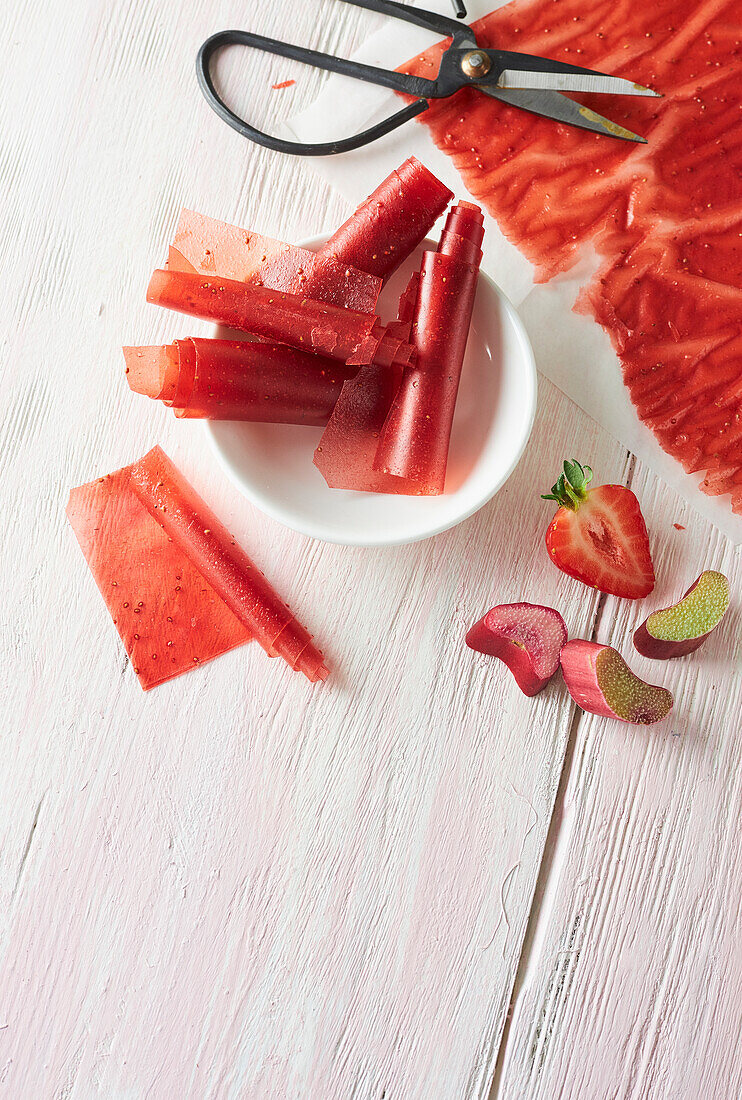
400,0,742,514
122,339,198,410
125,339,355,425
172,209,381,313
146,269,415,368
315,156,454,280
374,202,483,494
123,344,179,402
67,447,328,688
167,246,198,274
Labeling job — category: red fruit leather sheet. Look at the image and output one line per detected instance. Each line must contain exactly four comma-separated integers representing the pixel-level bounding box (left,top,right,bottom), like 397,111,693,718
316,156,454,279
125,340,354,425
67,447,328,688
146,269,413,367
173,209,381,313
66,462,250,690
375,204,483,494
313,278,422,493
402,0,742,512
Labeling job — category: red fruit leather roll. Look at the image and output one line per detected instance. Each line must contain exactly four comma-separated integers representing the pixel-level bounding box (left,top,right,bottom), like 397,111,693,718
125,340,353,424
172,209,381,313
439,202,484,266
167,339,197,408
313,283,422,494
316,157,453,279
146,269,414,367
374,204,483,494
175,339,354,424
129,447,328,680
68,448,329,686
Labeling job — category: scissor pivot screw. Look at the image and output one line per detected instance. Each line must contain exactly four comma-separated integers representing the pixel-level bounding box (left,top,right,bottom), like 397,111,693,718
461,50,491,79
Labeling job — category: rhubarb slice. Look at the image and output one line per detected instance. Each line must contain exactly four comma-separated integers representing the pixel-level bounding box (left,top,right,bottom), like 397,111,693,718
146,269,414,368
316,157,453,279
560,640,673,725
374,202,483,494
466,603,568,696
633,570,730,659
67,447,328,687
173,209,381,312
125,339,354,425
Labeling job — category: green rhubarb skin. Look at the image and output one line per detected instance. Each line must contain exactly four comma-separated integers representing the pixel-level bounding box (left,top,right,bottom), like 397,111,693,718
596,648,673,724
647,570,729,641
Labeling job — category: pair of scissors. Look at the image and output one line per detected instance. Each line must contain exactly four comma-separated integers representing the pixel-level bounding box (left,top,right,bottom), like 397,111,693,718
196,0,660,156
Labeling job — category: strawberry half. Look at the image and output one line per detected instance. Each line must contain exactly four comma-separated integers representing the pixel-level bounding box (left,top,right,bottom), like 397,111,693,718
541,461,655,600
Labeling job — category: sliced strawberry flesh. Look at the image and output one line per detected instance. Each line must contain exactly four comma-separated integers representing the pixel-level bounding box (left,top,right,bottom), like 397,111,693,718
547,485,654,599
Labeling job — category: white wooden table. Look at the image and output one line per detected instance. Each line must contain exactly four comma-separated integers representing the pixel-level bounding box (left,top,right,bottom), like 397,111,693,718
3,2,741,1096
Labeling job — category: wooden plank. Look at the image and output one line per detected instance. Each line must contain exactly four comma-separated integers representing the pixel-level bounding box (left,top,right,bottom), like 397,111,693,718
5,0,740,1096
496,459,742,1100
0,0,622,1095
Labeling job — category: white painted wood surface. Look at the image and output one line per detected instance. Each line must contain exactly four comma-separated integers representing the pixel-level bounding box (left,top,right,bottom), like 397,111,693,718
1,1,739,1097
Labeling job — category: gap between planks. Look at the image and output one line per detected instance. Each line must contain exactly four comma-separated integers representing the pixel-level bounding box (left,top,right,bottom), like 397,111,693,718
487,450,636,1100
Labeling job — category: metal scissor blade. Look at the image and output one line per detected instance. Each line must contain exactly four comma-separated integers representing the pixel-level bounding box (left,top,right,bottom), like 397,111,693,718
483,86,648,143
497,69,660,97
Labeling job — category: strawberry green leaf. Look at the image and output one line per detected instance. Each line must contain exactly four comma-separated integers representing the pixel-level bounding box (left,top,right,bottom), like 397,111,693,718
541,460,593,510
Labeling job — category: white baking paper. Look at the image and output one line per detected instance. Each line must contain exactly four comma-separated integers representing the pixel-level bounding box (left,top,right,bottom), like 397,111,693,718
286,0,742,542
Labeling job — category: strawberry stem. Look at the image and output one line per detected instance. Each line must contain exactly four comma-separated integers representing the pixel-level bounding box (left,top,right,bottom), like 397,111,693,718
541,460,593,511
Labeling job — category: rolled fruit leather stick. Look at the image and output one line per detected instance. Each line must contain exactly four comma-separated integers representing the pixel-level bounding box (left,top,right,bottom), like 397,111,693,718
146,269,415,368
316,157,454,279
129,447,328,682
124,339,356,425
374,202,483,494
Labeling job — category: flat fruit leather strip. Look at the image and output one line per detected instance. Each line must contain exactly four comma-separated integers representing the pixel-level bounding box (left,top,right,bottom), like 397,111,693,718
401,0,742,513
146,269,415,368
313,278,422,493
173,209,381,313
66,465,251,691
167,246,198,274
68,447,329,685
315,156,454,279
375,204,483,494
127,338,354,424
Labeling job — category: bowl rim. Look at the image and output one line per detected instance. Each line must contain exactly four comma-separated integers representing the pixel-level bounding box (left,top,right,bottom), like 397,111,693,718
205,234,537,547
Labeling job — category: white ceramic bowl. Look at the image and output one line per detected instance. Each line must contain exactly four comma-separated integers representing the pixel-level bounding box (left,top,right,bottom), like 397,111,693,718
206,236,536,547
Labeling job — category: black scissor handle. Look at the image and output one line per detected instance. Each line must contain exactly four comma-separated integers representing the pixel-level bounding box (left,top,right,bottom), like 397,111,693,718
196,0,476,157
196,29,434,156
341,0,472,46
